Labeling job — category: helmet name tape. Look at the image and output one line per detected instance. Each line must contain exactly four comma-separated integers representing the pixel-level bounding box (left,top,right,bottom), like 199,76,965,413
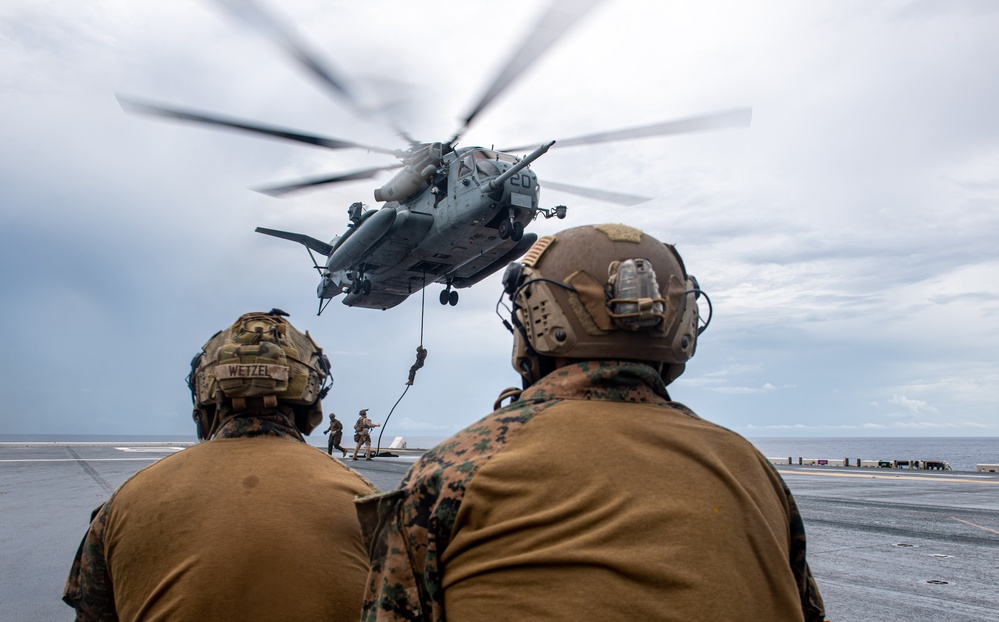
213,363,289,382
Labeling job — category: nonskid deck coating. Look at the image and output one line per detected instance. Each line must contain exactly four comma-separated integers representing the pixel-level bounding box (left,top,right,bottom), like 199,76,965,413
2,443,997,621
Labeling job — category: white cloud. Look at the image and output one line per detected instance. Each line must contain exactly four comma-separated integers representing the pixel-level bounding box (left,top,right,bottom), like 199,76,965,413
2,0,998,438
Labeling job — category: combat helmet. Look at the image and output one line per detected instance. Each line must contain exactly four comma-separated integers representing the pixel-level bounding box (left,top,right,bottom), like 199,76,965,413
500,224,708,387
187,309,332,440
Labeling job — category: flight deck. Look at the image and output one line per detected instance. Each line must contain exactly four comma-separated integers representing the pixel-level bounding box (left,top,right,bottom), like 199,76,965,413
2,442,997,621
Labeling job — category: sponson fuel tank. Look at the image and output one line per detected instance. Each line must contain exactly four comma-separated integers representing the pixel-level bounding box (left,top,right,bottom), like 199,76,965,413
326,207,397,272
325,207,435,274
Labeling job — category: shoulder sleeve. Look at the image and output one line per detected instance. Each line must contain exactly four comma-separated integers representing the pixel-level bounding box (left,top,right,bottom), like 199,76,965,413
784,484,827,621
355,459,467,622
356,401,553,621
63,501,118,621
356,490,430,621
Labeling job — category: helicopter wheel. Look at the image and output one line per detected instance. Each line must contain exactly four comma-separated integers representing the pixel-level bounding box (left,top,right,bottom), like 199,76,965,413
362,279,372,295
448,290,459,306
439,290,450,305
511,222,524,242
498,219,512,240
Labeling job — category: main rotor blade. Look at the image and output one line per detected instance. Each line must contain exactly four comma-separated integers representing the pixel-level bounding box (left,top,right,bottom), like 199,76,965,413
253,164,401,197
502,107,753,152
210,0,358,110
117,95,399,156
542,180,651,206
452,0,604,144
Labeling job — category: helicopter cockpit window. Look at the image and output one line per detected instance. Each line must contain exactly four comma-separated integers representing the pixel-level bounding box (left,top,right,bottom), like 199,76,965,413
458,154,475,177
475,158,502,178
471,149,517,179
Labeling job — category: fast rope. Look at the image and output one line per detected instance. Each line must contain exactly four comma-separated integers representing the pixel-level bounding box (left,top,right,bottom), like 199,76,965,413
375,271,427,456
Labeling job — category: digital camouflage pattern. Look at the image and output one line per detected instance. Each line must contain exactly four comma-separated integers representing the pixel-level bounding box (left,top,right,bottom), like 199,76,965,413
356,360,825,622
63,412,375,620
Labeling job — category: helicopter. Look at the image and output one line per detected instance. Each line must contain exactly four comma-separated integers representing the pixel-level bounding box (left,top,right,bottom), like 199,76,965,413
118,0,751,313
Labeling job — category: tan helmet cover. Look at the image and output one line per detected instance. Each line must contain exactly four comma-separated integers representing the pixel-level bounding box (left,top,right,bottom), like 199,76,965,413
510,224,700,385
190,311,329,435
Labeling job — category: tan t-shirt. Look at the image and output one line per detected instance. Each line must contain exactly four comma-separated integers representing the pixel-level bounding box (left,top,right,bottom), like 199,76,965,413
103,436,373,621
443,399,802,620
359,361,823,621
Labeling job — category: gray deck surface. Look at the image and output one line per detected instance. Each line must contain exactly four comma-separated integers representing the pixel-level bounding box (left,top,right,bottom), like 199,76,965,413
2,442,997,621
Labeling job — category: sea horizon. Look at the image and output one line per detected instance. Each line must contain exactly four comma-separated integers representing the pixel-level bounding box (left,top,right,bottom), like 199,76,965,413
3,434,996,472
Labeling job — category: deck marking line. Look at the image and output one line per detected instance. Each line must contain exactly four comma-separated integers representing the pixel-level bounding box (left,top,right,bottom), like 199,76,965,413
776,469,999,484
950,516,999,536
0,458,161,463
67,447,115,495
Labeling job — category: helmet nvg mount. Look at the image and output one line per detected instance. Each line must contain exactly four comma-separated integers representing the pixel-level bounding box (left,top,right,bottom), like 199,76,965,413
187,309,332,439
500,224,707,387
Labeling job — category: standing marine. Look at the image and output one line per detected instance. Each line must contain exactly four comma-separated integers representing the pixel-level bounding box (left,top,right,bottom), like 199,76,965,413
63,310,376,621
324,412,346,457
352,408,380,461
355,225,826,621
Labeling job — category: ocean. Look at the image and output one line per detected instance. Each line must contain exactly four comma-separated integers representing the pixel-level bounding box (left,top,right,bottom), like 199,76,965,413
390,435,998,472
3,434,996,472
747,436,998,473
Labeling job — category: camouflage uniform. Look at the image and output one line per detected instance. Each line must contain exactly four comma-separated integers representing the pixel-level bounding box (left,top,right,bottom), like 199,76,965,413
356,361,825,621
64,412,376,621
326,414,346,456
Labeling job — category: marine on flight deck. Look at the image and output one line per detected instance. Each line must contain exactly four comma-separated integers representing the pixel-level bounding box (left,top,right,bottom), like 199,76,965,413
324,411,347,457
352,408,381,461
62,309,375,621
356,224,827,621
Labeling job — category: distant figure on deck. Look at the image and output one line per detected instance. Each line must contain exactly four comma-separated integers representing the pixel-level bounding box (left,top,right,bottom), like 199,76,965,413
353,409,380,461
356,225,826,621
324,412,346,457
63,310,375,621
406,345,428,385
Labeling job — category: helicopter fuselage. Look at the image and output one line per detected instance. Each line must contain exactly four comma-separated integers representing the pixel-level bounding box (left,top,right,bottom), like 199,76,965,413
301,145,553,311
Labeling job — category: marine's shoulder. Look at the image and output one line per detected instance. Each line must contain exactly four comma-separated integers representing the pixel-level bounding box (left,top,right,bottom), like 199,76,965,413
404,397,558,488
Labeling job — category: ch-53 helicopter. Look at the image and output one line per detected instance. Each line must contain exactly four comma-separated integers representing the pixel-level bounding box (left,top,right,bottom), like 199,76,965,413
119,0,751,313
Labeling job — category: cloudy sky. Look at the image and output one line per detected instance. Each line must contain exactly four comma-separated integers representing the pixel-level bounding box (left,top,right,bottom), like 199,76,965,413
2,0,997,439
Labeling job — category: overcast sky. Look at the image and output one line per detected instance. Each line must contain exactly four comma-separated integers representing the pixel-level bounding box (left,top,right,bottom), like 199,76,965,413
2,0,997,439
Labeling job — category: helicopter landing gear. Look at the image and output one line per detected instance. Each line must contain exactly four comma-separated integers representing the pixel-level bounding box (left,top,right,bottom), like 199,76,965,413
511,221,524,241
439,287,459,306
350,275,372,295
498,216,525,242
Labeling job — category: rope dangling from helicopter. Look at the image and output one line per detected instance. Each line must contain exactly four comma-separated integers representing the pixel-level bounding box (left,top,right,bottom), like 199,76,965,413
375,270,429,456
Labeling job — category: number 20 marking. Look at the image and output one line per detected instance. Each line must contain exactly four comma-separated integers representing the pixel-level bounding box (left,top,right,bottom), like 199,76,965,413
510,173,533,189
